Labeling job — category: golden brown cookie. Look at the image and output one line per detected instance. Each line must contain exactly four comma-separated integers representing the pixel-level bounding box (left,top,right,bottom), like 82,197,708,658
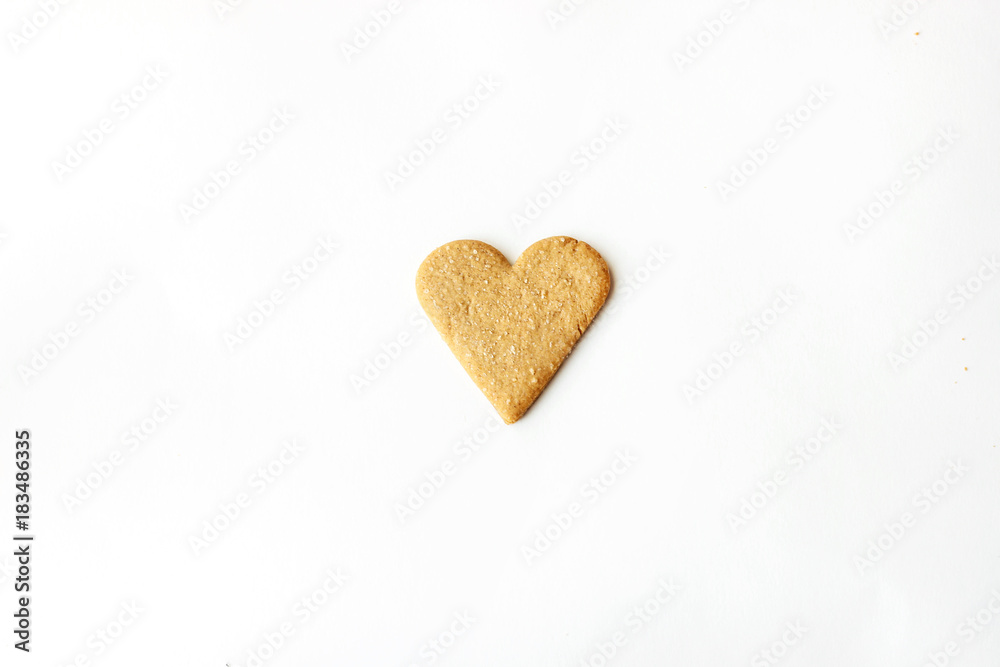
416,236,611,424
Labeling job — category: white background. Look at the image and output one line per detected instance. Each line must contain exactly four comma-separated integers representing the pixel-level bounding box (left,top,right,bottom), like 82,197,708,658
2,0,999,665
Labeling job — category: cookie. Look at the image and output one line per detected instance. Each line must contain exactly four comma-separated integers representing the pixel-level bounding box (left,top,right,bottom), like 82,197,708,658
416,236,611,424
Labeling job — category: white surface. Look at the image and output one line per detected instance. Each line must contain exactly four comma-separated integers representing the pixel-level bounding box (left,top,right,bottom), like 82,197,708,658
2,1,999,665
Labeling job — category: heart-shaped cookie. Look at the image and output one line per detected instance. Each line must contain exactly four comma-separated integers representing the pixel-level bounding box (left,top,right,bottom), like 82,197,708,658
416,236,611,424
